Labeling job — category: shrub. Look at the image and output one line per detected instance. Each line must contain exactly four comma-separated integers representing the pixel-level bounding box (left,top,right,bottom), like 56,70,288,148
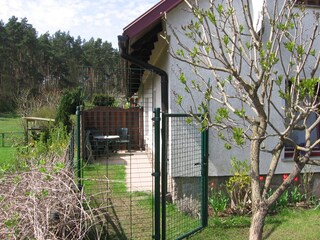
175,195,200,218
17,124,69,163
92,94,115,106
56,87,84,130
0,156,89,240
0,122,85,239
226,157,251,215
31,106,57,119
208,182,229,216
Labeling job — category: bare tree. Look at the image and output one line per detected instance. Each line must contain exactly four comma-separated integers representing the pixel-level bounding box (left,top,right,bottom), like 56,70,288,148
165,0,320,239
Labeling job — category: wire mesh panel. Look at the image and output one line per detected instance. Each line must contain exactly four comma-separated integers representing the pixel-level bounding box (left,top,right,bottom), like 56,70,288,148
80,100,155,239
162,113,207,240
0,132,24,147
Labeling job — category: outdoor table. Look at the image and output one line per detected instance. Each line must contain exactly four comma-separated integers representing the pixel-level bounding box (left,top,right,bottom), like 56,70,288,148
93,135,120,157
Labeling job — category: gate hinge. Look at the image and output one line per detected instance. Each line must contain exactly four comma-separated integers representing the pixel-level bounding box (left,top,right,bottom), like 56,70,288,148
152,116,161,122
152,172,160,177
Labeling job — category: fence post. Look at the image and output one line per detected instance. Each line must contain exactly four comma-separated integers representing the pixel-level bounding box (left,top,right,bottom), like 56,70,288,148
153,108,161,240
161,112,167,240
1,133,4,147
201,128,209,227
76,106,82,189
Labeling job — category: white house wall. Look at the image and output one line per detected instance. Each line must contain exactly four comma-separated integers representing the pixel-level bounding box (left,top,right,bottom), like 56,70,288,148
163,0,320,176
164,0,247,176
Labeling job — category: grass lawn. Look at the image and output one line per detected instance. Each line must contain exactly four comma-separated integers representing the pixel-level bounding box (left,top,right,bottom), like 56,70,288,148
0,148,17,166
83,163,127,195
0,112,24,167
0,112,23,132
82,163,320,240
190,208,320,240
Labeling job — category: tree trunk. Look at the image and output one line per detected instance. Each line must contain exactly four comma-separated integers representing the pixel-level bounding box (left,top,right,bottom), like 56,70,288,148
249,206,268,240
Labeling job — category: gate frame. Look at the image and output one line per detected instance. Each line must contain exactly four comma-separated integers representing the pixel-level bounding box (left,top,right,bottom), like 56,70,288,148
153,108,208,240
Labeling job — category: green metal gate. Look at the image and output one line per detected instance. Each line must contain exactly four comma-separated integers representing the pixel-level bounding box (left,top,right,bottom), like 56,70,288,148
153,108,208,240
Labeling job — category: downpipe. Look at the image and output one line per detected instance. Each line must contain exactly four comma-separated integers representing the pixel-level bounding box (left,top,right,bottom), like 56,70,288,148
117,35,168,113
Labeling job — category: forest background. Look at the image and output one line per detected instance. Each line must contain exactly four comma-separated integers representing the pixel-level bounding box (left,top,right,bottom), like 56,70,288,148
0,16,121,114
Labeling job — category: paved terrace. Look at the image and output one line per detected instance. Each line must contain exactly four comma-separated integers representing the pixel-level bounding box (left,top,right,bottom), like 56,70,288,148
97,150,153,192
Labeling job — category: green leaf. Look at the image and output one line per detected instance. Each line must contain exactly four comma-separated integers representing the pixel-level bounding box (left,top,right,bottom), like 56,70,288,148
39,159,46,165
297,45,305,56
185,117,192,124
215,107,229,123
179,73,187,85
227,7,235,16
223,35,229,46
234,108,246,118
266,41,272,50
176,95,183,105
310,49,316,57
176,49,185,57
41,189,49,197
284,41,295,53
4,213,20,228
205,86,213,100
205,46,211,54
233,127,245,146
207,11,216,24
218,132,226,141
224,143,232,150
53,162,65,172
217,4,223,14
298,77,320,98
275,75,283,86
278,89,290,101
201,118,209,129
239,25,244,33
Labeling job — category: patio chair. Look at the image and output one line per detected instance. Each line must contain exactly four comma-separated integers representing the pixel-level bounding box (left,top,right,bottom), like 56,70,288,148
84,130,94,163
116,128,130,151
86,128,106,157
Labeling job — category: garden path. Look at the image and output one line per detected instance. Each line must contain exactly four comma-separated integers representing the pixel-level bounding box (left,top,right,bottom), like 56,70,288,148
103,150,153,192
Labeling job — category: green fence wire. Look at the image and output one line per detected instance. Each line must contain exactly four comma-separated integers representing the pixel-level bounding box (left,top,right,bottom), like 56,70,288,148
78,105,154,239
0,132,24,147
161,112,208,240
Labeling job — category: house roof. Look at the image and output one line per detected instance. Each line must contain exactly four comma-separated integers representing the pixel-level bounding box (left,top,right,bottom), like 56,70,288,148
123,0,183,42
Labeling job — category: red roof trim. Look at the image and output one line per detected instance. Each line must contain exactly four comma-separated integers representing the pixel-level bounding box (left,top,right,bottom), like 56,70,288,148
123,0,183,39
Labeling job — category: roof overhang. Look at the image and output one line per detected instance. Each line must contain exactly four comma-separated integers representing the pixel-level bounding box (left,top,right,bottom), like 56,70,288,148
123,0,183,48
119,0,183,96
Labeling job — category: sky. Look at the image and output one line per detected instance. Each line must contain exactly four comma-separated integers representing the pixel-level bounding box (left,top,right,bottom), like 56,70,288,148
0,0,160,48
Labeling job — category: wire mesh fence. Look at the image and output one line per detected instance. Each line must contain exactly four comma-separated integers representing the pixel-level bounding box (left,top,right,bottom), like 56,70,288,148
0,132,24,147
72,66,208,239
79,101,154,239
163,113,207,240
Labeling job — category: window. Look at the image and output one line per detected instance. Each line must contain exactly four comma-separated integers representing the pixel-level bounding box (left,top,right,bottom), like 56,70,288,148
285,112,320,158
284,79,320,158
296,0,320,6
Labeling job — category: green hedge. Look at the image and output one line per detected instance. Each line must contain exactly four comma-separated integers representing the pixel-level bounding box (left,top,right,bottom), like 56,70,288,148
92,94,115,106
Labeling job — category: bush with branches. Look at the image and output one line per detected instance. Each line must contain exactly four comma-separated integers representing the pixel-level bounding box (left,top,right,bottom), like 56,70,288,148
56,87,84,130
0,124,116,239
